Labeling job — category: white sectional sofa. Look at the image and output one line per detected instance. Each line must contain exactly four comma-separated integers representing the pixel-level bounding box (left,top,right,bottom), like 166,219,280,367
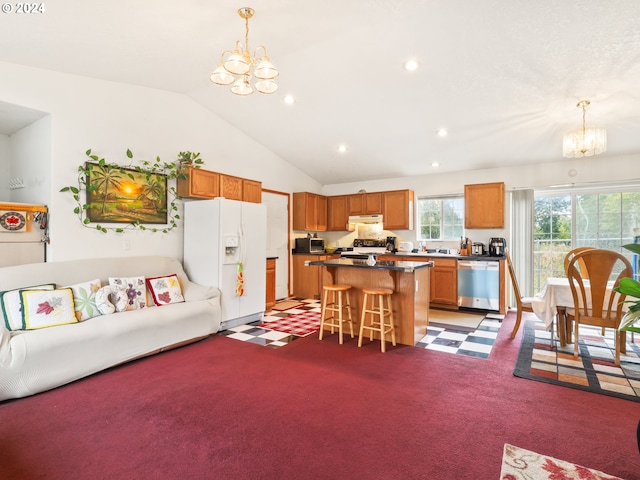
0,256,221,401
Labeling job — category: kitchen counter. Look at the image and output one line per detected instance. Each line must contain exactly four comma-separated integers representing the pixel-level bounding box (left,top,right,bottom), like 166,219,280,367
388,252,505,261
307,258,433,346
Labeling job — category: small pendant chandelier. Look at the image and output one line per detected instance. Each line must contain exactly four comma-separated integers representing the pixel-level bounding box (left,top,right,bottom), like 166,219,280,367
210,7,279,96
562,100,607,158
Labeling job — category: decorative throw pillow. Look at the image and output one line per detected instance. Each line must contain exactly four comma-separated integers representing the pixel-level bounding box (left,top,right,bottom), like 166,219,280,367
1,284,56,331
65,279,102,321
95,285,129,315
108,277,146,310
20,288,77,330
146,274,185,306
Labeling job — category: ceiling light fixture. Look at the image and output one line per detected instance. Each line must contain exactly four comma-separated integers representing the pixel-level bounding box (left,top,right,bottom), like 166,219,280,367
562,100,606,158
337,145,347,154
403,59,419,71
210,7,279,96
283,95,295,105
436,128,448,137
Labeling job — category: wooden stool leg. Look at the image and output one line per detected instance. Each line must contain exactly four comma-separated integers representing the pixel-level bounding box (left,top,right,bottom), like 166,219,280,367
337,291,343,344
378,295,386,353
387,294,396,347
345,291,354,339
358,293,368,347
319,287,329,340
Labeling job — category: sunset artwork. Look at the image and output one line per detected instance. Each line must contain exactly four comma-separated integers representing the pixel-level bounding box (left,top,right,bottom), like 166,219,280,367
85,162,168,224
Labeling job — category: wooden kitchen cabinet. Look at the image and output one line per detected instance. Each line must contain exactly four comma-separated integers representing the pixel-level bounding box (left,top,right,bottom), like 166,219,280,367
327,195,348,231
293,192,327,232
176,167,219,199
242,179,262,203
347,192,383,215
429,257,458,308
292,254,329,299
383,189,414,230
464,182,505,229
219,174,244,201
266,258,276,312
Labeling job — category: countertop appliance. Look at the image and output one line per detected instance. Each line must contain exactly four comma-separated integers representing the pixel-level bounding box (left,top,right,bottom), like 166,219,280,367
489,237,507,257
385,236,397,253
397,241,413,253
183,198,267,330
471,242,486,256
294,237,325,254
458,260,500,311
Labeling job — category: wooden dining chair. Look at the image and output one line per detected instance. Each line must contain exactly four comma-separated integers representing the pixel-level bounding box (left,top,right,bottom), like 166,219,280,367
564,247,600,335
566,249,632,366
506,249,535,338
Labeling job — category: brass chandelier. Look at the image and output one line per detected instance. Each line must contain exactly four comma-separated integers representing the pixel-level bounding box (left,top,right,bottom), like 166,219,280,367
210,7,279,96
562,100,607,158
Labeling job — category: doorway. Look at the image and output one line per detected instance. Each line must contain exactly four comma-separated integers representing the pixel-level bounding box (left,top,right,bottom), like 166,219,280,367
263,189,290,300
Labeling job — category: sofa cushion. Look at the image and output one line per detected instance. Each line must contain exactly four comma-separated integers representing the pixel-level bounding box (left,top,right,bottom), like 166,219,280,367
146,274,185,306
21,288,78,330
65,279,102,321
109,276,147,310
1,284,56,330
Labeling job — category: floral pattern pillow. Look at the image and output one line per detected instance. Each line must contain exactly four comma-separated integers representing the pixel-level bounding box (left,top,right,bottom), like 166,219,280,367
108,277,147,310
20,288,77,330
1,284,56,330
65,279,102,321
146,274,185,306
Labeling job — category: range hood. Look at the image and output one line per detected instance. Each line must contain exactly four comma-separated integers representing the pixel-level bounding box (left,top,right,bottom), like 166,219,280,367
347,214,383,225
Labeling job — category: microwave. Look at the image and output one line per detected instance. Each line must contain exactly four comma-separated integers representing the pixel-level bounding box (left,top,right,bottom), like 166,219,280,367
295,237,325,254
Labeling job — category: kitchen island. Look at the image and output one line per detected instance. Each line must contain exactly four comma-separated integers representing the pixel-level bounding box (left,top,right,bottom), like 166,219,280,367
306,258,433,346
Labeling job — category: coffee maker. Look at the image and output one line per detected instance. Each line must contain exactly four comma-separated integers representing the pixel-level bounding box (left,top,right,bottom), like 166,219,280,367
386,236,397,253
489,237,507,257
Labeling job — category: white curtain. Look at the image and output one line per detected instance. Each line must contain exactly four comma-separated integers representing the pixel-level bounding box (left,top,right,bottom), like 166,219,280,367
510,189,534,298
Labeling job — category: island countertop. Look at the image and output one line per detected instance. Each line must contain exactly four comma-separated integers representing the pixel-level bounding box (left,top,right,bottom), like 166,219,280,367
307,258,434,272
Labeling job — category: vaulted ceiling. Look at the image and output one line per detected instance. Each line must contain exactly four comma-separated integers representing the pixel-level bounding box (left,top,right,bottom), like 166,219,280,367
2,0,639,185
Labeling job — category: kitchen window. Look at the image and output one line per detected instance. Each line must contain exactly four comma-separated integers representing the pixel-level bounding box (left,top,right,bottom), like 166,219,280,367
533,188,640,292
417,196,464,241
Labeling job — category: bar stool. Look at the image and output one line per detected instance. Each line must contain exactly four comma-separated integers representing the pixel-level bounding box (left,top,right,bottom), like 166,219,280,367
358,288,396,352
319,284,355,344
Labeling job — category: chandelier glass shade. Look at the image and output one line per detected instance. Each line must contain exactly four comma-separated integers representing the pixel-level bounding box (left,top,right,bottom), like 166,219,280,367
562,100,607,158
210,7,279,96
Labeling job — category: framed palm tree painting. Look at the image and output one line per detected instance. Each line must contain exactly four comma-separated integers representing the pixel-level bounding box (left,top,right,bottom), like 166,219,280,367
85,163,168,224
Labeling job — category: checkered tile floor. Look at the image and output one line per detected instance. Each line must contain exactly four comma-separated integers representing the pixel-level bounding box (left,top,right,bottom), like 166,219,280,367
219,298,504,358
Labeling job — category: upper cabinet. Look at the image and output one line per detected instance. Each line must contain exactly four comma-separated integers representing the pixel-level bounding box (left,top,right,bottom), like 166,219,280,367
327,195,348,231
295,189,414,231
293,192,327,231
176,167,219,199
464,182,505,229
383,190,414,230
177,167,262,204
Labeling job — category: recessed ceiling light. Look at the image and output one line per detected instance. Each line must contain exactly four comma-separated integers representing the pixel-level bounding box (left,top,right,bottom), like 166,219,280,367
431,162,439,167
436,128,448,137
337,145,347,154
283,95,295,105
403,59,419,71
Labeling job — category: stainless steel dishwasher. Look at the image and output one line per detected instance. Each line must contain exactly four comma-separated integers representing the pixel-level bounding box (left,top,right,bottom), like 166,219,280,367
457,260,500,311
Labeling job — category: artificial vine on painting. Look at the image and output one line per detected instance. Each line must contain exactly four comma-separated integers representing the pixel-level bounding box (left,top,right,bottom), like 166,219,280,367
60,149,202,234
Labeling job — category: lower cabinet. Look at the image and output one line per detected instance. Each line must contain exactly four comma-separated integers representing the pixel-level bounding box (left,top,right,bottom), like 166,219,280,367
266,258,276,312
292,254,339,299
429,258,458,308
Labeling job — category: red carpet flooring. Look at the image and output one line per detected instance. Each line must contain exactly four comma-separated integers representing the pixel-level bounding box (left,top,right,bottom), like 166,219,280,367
1,312,639,480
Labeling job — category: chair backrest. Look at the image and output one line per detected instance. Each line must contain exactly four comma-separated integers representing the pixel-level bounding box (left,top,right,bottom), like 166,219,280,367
564,247,595,279
566,249,632,326
505,249,523,306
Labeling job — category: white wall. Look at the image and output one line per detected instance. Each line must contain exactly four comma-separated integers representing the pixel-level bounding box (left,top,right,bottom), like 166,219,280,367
0,61,322,261
0,134,8,201
8,115,51,205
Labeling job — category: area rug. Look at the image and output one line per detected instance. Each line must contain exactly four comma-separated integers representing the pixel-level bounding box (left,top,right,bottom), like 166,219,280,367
258,311,320,337
271,300,305,311
500,443,624,479
514,319,640,402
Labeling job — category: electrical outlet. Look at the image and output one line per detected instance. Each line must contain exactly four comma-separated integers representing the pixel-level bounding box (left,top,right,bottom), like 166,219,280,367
122,239,130,250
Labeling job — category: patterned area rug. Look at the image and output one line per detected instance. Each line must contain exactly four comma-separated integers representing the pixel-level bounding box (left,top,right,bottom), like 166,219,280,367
258,311,320,337
500,444,623,479
514,319,640,402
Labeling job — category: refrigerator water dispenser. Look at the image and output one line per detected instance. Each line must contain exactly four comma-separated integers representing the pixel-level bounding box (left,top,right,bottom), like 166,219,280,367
224,234,240,264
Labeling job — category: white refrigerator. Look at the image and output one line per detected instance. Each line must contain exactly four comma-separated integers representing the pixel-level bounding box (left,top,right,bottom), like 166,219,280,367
183,198,267,330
